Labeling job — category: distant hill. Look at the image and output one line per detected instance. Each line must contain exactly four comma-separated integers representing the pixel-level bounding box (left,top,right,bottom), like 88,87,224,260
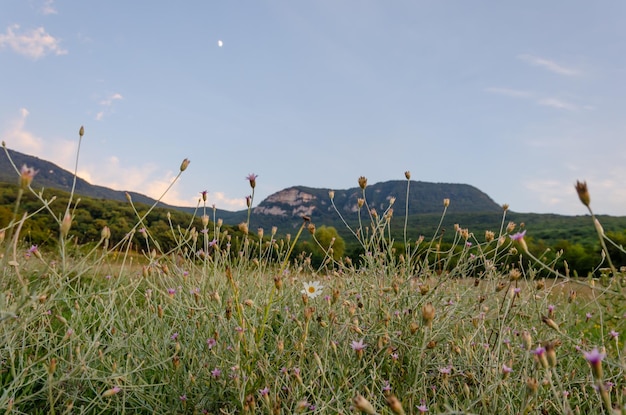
4,147,626,250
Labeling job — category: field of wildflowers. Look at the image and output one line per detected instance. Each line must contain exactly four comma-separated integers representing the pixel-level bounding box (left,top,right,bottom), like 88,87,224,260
1,128,625,414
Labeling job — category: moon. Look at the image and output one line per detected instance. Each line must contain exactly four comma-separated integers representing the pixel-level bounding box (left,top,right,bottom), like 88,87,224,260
217,40,223,48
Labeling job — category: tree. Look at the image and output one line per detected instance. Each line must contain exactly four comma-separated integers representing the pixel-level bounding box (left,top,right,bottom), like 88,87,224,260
313,226,345,262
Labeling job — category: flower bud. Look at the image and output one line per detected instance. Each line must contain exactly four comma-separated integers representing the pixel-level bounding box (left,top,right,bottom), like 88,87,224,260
60,213,72,238
179,158,190,172
79,125,84,137
404,171,411,180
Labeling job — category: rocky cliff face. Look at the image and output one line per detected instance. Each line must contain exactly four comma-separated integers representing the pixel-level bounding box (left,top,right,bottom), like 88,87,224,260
254,187,318,217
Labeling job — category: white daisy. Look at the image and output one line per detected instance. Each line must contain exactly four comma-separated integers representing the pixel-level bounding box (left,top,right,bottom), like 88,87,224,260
301,281,323,299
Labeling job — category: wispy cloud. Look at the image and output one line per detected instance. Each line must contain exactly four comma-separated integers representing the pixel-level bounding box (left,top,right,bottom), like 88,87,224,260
517,54,579,76
40,0,58,15
538,98,578,111
486,87,580,111
0,24,67,59
96,93,124,121
485,87,533,99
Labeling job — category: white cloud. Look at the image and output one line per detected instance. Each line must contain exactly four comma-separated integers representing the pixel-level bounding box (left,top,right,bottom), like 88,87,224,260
0,25,67,59
517,54,579,76
2,108,78,172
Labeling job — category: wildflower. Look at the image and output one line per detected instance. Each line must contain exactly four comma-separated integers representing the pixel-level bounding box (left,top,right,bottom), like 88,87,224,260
167,288,176,297
301,281,323,299
584,347,605,379
171,332,179,340
575,180,590,207
351,339,367,359
358,176,368,190
502,363,513,378
586,312,592,322
353,394,376,414
208,238,218,247
610,330,619,340
19,164,38,189
180,158,190,172
210,368,221,378
200,190,208,202
509,230,528,252
417,403,428,413
246,173,258,189
179,395,187,402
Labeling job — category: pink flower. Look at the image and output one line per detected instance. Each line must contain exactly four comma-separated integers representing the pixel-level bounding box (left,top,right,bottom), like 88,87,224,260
246,173,258,189
584,348,605,365
350,339,367,351
510,230,526,241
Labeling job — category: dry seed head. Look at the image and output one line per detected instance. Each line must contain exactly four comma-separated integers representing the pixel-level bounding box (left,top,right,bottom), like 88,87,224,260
506,221,516,233
404,171,411,180
79,125,84,137
422,302,435,328
502,203,509,211
526,378,538,395
443,198,450,207
485,230,495,242
307,223,316,235
353,395,376,414
385,395,405,415
328,190,335,200
358,176,368,190
238,222,249,235
509,268,521,281
575,180,590,207
357,198,365,208
202,215,209,228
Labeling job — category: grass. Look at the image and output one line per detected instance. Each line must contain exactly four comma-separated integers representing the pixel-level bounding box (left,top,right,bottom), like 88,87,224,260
1,130,626,414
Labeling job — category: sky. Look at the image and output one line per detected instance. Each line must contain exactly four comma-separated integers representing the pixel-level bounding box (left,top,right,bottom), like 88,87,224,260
1,1,626,216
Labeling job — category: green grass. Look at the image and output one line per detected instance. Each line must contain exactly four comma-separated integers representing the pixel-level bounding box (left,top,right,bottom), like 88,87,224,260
1,134,626,414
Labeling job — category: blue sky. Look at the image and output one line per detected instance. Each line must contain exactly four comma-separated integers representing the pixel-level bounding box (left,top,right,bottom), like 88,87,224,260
2,1,625,216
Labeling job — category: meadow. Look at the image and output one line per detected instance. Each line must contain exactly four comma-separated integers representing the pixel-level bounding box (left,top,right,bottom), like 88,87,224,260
1,129,625,414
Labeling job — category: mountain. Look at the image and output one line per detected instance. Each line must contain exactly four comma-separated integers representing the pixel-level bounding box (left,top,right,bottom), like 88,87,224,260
4,147,626,252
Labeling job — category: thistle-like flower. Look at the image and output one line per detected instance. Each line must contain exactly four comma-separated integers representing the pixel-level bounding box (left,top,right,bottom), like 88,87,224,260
584,347,605,379
19,164,38,189
246,173,258,189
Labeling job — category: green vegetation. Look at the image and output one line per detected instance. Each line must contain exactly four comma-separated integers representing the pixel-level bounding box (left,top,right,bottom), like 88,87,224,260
2,133,626,413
